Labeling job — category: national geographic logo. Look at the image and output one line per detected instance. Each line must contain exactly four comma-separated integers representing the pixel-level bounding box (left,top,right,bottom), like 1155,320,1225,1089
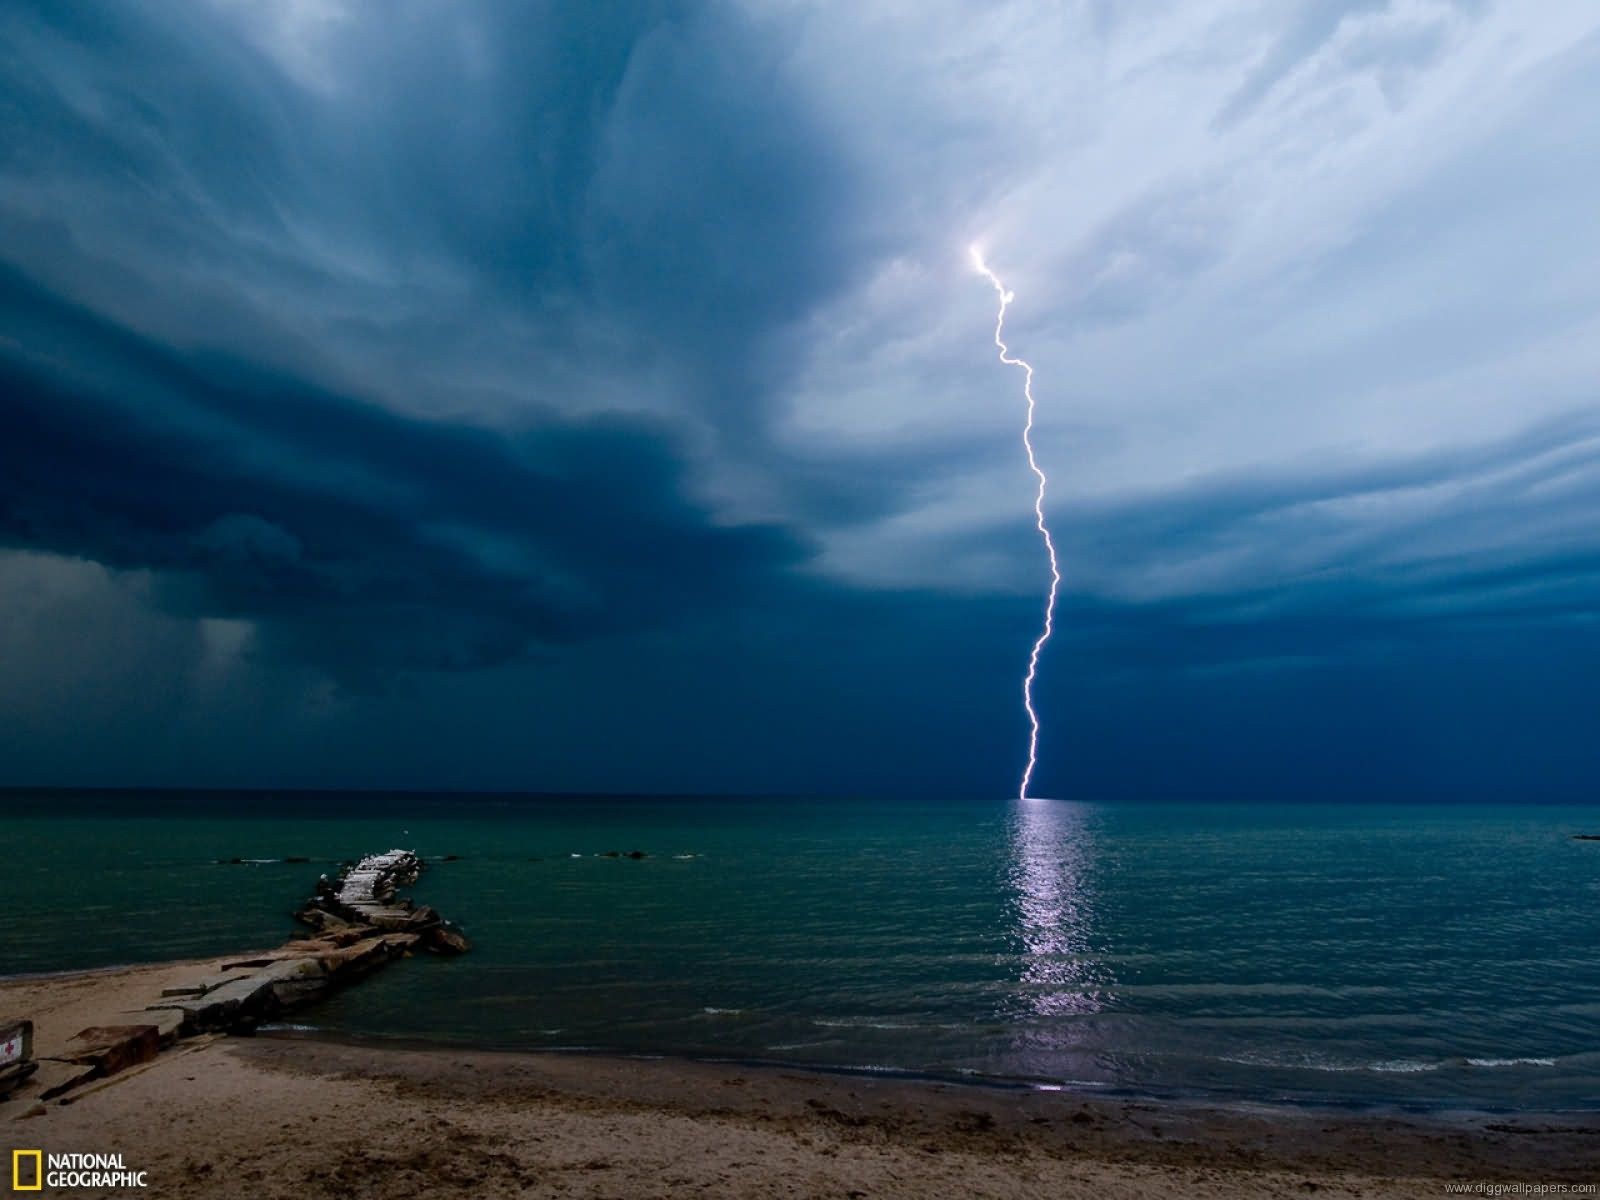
11,1150,148,1190
7,1152,38,1193
9,1152,38,1193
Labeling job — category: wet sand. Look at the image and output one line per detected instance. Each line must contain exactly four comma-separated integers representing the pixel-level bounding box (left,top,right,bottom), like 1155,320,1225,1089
3,963,1598,1198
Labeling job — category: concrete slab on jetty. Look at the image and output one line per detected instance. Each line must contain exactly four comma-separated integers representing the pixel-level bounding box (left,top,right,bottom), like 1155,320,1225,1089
57,1025,161,1075
158,968,255,998
121,1008,184,1046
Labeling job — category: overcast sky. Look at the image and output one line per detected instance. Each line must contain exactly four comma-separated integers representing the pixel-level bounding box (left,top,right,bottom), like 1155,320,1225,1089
3,1,1598,799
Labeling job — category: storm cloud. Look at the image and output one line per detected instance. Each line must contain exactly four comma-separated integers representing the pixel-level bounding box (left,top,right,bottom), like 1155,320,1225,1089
2,1,1598,797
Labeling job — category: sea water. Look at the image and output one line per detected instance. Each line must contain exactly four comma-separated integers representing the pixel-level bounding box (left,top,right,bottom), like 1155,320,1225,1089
1,791,1596,1110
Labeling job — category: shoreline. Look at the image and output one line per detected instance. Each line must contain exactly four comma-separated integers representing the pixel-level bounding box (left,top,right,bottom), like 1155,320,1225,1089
253,1021,1600,1122
8,956,1599,1120
5,965,1586,1121
4,960,1599,1196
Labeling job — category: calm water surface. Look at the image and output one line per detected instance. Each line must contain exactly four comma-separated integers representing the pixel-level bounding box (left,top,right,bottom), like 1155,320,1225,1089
2,792,1596,1110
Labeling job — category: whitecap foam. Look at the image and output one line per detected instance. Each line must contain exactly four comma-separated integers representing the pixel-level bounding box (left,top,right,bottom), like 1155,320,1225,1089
1465,1057,1556,1068
1219,1052,1439,1074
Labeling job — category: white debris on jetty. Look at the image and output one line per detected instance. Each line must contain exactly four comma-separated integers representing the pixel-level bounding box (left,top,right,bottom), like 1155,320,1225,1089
337,848,420,922
300,849,471,950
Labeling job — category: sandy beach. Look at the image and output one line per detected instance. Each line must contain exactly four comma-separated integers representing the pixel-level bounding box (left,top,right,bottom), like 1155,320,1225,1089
3,962,1597,1198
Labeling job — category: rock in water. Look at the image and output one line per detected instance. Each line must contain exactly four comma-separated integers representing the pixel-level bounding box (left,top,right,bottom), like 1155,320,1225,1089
425,924,472,955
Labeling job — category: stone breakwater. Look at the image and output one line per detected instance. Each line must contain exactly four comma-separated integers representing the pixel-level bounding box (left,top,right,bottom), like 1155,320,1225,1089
297,848,471,953
0,849,469,1113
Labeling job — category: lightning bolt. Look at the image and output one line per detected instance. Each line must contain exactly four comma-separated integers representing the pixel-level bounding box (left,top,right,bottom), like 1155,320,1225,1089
972,246,1060,801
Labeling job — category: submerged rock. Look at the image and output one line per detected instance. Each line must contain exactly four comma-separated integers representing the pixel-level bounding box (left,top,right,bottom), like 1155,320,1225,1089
424,923,471,955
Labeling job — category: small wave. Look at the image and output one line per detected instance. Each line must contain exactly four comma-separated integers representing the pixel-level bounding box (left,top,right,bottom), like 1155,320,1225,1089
214,857,294,865
1225,1053,1554,1073
702,1007,743,1016
1220,1052,1439,1074
815,1018,920,1031
672,854,698,860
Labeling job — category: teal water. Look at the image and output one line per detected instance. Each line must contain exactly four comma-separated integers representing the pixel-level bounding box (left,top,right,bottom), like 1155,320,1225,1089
2,792,1597,1110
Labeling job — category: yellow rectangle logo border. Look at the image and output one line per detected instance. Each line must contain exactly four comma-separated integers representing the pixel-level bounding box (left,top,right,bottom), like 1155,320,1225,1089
12,1149,43,1191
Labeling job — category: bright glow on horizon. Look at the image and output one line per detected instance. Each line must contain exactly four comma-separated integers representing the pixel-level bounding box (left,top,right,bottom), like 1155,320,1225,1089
973,246,1061,801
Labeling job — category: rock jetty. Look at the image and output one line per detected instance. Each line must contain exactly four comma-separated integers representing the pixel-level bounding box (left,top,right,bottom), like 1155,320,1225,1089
296,848,470,954
0,849,468,1112
152,849,470,1036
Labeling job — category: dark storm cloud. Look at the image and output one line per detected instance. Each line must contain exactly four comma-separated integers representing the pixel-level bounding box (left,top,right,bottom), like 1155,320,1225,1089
0,1,862,440
0,264,808,681
0,0,858,682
